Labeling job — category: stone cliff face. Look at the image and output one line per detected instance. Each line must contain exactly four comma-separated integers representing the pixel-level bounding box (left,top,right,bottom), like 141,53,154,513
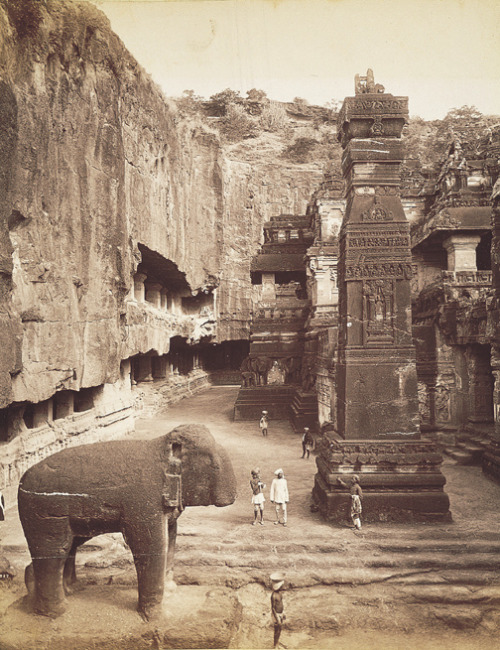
0,0,323,408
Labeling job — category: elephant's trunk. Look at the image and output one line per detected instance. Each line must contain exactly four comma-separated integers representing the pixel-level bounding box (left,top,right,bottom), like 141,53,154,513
213,449,237,507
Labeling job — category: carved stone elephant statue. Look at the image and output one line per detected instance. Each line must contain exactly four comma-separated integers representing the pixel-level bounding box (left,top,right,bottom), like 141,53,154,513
251,356,274,386
18,424,236,620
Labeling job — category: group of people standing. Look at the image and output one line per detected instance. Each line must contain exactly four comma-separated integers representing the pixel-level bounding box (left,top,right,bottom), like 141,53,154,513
250,467,289,526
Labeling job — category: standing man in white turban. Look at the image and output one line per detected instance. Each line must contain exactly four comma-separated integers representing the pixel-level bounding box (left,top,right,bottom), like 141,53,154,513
270,469,289,526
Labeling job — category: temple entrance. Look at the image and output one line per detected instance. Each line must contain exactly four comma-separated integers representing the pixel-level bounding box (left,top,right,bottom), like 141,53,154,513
203,340,249,385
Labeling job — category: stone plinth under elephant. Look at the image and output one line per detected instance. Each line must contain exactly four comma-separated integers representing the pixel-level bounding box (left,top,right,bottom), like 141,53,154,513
17,424,236,619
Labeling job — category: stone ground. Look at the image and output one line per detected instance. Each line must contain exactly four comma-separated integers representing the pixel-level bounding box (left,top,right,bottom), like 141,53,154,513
1,386,500,649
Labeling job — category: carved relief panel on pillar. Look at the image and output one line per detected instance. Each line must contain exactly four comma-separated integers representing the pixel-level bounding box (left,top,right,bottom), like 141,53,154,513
363,279,394,345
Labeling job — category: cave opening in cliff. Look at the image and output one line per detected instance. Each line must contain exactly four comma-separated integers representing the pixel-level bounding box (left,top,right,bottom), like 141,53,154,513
203,340,249,372
169,337,196,376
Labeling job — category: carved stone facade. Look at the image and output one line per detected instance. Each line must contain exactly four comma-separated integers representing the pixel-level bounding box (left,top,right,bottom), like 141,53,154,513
411,124,498,478
233,215,314,421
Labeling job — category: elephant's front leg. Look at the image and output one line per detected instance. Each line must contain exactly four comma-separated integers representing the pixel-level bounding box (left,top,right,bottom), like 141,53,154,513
123,518,167,621
165,512,179,589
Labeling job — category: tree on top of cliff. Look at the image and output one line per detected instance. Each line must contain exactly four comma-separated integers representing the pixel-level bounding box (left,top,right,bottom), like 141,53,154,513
1,0,45,39
219,103,259,142
208,89,244,116
175,90,204,117
435,105,497,159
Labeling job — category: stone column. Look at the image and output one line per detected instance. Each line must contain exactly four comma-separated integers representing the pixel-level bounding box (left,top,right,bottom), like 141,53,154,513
261,272,276,303
313,72,450,522
466,345,494,426
135,355,153,382
33,399,53,428
443,234,481,272
145,282,162,308
160,289,168,311
133,272,147,302
483,161,500,482
152,356,168,379
54,391,74,419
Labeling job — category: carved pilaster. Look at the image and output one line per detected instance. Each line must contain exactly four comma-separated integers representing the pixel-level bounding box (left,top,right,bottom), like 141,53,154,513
314,72,449,522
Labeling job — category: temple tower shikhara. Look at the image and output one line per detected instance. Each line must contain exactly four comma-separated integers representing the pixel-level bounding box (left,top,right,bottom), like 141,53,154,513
313,71,451,522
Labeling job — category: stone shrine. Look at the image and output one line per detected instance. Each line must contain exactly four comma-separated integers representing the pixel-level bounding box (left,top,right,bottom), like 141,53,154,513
313,72,451,522
233,215,314,422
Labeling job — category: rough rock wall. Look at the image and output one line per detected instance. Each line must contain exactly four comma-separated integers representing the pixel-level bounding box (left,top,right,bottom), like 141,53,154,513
0,0,323,408
218,161,323,341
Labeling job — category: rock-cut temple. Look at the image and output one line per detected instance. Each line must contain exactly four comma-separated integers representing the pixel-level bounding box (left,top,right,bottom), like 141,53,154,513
1,2,500,523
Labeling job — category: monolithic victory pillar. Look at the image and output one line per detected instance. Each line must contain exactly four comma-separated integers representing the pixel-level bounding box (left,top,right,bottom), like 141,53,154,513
313,71,450,522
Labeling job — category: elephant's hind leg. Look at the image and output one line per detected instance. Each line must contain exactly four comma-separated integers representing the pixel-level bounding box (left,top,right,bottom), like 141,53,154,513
32,555,69,617
26,519,73,617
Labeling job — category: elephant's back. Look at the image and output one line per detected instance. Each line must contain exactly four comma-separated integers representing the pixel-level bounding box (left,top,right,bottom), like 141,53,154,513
19,438,158,494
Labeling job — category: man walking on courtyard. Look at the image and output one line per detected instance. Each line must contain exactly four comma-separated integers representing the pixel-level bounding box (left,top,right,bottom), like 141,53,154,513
259,410,269,437
301,427,313,459
270,469,289,526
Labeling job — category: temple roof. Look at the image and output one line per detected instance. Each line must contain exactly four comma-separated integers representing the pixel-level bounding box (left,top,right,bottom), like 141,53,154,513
250,253,306,272
411,206,491,249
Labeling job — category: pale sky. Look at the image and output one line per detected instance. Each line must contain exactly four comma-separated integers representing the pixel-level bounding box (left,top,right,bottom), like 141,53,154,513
91,0,500,120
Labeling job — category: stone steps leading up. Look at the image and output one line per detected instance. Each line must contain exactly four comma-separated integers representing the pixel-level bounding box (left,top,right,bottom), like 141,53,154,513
233,386,295,420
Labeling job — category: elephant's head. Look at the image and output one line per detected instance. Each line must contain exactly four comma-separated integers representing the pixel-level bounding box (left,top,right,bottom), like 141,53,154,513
165,424,237,508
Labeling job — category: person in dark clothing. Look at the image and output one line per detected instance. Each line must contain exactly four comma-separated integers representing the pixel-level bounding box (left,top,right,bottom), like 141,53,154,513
301,428,314,459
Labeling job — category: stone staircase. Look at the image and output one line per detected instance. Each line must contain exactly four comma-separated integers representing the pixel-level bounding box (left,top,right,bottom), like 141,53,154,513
290,389,318,431
442,432,491,466
35,523,499,637
233,386,295,420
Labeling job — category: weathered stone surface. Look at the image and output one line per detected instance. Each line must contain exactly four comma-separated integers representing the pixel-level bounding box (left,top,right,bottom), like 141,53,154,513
0,0,322,410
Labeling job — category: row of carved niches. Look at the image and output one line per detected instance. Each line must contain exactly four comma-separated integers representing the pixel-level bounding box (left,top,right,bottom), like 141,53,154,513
0,387,102,444
263,225,313,244
318,436,443,469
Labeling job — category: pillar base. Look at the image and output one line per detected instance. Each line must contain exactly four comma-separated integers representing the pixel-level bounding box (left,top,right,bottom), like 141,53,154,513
482,438,500,483
312,435,451,523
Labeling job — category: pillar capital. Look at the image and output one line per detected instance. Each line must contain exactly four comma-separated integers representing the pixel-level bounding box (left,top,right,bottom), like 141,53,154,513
443,234,481,272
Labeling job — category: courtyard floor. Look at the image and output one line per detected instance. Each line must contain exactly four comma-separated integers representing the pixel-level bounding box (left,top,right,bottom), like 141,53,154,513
1,386,500,649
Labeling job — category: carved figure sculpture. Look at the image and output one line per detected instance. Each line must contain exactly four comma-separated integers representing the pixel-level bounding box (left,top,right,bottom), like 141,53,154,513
240,357,256,386
355,69,385,95
18,424,236,620
241,370,256,387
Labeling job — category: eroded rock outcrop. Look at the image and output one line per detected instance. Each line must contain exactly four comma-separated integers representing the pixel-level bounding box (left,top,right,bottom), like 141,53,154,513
0,0,323,408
